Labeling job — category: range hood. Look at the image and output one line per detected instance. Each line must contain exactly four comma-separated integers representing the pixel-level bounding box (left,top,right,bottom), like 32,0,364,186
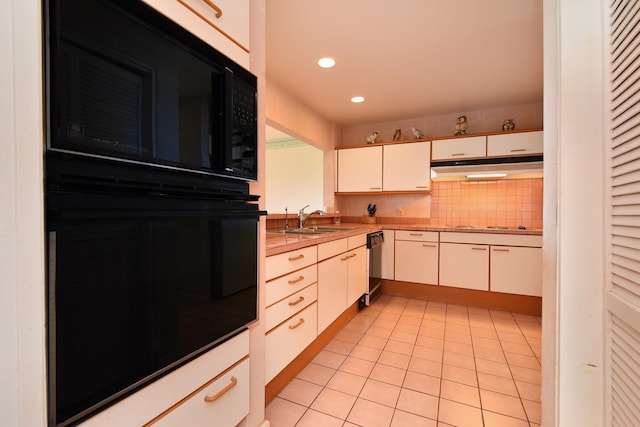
430,155,543,180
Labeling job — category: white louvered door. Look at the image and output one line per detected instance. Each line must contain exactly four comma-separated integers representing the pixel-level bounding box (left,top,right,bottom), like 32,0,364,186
607,1,640,425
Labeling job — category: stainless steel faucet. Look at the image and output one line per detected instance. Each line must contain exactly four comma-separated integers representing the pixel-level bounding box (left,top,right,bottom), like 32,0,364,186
298,204,326,228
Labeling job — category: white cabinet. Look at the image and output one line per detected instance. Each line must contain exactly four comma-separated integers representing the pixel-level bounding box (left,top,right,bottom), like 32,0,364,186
265,247,319,383
141,0,250,68
337,146,383,192
317,234,367,332
487,131,543,157
439,242,489,290
383,141,431,191
431,136,486,161
394,231,439,285
491,246,542,297
381,230,395,280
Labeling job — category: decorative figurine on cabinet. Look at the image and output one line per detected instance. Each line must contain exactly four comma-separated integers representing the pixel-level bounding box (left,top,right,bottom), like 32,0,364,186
393,128,402,141
454,115,468,135
365,131,379,144
502,119,515,131
411,126,424,139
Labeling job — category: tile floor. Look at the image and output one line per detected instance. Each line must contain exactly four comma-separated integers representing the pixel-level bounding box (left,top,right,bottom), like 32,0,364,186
265,294,542,427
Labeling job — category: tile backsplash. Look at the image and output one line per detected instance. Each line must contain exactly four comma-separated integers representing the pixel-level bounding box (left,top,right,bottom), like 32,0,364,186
430,178,543,229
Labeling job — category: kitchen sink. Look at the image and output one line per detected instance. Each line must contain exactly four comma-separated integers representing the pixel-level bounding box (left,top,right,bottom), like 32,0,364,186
268,226,354,235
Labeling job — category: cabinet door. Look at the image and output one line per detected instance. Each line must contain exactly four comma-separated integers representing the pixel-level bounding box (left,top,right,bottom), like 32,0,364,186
395,240,439,285
487,131,543,157
337,146,383,192
383,141,431,191
317,254,348,332
347,245,367,304
431,136,486,161
490,246,542,296
439,243,489,290
381,230,395,280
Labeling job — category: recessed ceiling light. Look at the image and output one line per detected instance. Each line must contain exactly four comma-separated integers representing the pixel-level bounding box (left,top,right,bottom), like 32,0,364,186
317,57,336,68
351,96,365,103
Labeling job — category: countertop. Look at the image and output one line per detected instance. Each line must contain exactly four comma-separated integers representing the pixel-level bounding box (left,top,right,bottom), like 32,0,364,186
265,223,542,256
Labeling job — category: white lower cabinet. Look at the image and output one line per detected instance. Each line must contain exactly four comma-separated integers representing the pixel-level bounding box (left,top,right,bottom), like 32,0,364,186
265,302,318,383
439,242,489,290
490,246,542,296
346,245,367,304
394,231,439,285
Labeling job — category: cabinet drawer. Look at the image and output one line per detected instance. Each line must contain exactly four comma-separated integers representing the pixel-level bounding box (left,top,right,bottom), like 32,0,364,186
265,303,318,383
487,131,543,157
395,230,439,242
152,358,250,426
265,283,318,332
432,136,486,160
348,233,367,250
266,264,317,307
266,246,317,281
318,238,348,261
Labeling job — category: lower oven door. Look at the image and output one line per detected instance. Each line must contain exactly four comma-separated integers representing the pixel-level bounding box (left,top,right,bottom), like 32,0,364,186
46,191,260,426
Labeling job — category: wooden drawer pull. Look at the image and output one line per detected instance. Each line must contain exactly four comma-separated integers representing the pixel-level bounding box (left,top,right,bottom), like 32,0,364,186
289,318,305,329
370,187,382,190
288,275,304,284
288,254,305,261
415,186,429,189
452,153,466,156
341,255,350,261
471,247,487,251
510,148,527,152
204,376,237,402
493,248,510,252
422,244,437,248
202,0,223,18
288,296,305,306
409,233,423,236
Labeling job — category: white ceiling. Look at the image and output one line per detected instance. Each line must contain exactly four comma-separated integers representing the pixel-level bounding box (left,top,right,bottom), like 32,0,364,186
266,0,543,127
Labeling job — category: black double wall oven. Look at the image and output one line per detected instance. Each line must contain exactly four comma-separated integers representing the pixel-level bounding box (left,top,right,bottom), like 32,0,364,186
44,0,262,425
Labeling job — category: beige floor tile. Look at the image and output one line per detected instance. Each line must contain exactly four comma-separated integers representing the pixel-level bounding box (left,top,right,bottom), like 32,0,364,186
482,410,531,427
312,349,347,369
296,362,336,386
335,329,364,344
396,388,439,419
472,336,502,350
522,399,542,424
359,334,389,349
325,370,366,396
480,389,527,420
367,325,394,339
440,379,480,407
295,408,344,427
505,352,541,369
412,344,443,363
437,398,483,427
378,350,411,370
408,357,443,378
309,387,357,420
360,378,402,407
372,318,397,330
470,327,499,339
421,319,446,331
389,329,418,344
278,378,323,407
391,409,437,426
441,364,478,387
339,356,375,377
416,335,444,350
444,323,471,334
264,397,306,427
398,314,423,326
384,339,414,356
443,351,476,370
324,338,356,355
445,330,473,345
497,331,529,345
350,344,383,362
402,370,441,396
395,321,420,334
475,358,512,378
510,365,542,385
370,363,407,386
515,380,542,402
474,345,507,363
444,340,473,356
346,398,395,427
477,372,519,396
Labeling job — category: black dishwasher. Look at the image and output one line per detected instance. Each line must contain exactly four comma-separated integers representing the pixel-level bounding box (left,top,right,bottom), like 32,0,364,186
363,231,384,308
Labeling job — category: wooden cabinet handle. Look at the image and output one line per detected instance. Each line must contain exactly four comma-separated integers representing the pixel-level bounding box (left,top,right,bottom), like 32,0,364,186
370,187,382,190
409,233,423,236
510,148,527,152
471,247,487,251
288,296,305,306
204,376,237,402
493,248,510,252
415,186,429,188
452,153,466,156
288,254,304,261
288,275,304,284
422,244,437,248
202,0,222,18
288,318,305,329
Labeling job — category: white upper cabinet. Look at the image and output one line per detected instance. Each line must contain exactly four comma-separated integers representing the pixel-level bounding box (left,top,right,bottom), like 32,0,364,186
141,0,250,68
383,141,431,192
487,131,543,157
337,146,383,192
431,136,486,161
